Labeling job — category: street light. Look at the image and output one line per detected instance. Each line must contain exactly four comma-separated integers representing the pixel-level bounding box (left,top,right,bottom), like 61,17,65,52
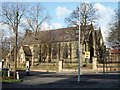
78,3,81,83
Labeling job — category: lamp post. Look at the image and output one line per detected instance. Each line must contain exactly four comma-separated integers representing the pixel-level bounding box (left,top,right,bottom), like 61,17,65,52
78,3,81,83
103,45,106,73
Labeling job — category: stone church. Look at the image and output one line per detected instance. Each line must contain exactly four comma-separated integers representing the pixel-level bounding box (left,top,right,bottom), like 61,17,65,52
16,24,105,66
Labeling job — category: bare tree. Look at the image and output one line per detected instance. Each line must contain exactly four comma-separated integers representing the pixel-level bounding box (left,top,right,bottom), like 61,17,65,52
65,2,99,65
25,4,50,66
26,4,49,33
65,2,98,27
107,11,120,49
1,2,26,79
0,29,4,61
65,2,98,44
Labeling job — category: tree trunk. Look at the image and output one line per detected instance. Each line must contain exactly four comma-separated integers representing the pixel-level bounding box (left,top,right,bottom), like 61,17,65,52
58,43,60,61
14,31,18,79
13,6,19,79
32,45,35,66
39,44,41,63
69,43,72,63
48,44,51,62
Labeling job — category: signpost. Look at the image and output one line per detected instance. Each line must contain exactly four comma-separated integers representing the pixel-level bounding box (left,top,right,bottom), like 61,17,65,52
85,51,90,64
85,51,90,59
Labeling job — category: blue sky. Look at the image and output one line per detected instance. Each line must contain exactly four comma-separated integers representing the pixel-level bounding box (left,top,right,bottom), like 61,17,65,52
40,2,118,29
0,1,119,46
39,2,118,45
42,2,78,28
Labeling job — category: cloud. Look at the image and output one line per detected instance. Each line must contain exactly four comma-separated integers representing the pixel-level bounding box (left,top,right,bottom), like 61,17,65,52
51,22,63,29
0,23,14,38
56,6,72,18
41,22,51,31
94,3,115,21
0,23,11,33
0,23,8,31
40,22,63,30
94,3,115,43
19,18,30,29
19,18,62,31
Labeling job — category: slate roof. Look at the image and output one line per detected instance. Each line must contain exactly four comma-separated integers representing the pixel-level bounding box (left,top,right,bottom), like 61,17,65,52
21,27,78,45
21,25,95,45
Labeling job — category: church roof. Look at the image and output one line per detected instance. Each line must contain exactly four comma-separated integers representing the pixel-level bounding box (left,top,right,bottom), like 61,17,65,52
21,24,97,45
21,27,78,45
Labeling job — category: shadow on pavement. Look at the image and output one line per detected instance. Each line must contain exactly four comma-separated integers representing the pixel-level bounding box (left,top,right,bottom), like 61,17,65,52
2,70,120,89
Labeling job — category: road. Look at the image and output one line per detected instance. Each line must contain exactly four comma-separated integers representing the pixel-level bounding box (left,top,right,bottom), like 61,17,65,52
2,70,120,89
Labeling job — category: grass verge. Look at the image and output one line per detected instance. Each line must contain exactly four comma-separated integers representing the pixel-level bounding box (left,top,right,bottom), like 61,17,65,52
2,79,22,83
0,77,22,83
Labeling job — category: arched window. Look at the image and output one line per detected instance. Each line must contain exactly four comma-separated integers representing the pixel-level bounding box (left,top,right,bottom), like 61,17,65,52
52,43,58,59
63,43,68,59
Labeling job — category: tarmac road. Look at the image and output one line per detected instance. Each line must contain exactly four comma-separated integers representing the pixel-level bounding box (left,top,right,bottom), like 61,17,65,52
2,70,120,89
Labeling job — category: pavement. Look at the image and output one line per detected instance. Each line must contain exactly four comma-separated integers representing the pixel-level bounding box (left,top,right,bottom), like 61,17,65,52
2,69,120,89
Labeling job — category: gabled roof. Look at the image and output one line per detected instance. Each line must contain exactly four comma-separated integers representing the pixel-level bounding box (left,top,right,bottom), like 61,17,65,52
21,27,78,45
23,46,32,56
21,24,96,45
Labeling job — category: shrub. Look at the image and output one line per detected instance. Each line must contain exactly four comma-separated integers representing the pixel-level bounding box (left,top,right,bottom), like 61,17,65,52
0,69,8,77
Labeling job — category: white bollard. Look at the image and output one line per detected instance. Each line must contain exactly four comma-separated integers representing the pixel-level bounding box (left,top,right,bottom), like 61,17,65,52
16,71,19,80
8,70,10,77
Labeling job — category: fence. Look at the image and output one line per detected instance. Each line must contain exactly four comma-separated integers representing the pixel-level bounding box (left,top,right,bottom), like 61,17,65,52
103,53,120,72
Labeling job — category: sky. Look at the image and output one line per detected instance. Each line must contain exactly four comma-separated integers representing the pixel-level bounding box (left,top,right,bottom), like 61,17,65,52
28,2,118,43
0,0,119,47
41,2,118,29
41,2,118,47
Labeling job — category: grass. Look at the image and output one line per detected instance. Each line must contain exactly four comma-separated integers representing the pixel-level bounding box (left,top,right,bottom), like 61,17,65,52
0,76,22,83
0,77,22,83
2,79,22,83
